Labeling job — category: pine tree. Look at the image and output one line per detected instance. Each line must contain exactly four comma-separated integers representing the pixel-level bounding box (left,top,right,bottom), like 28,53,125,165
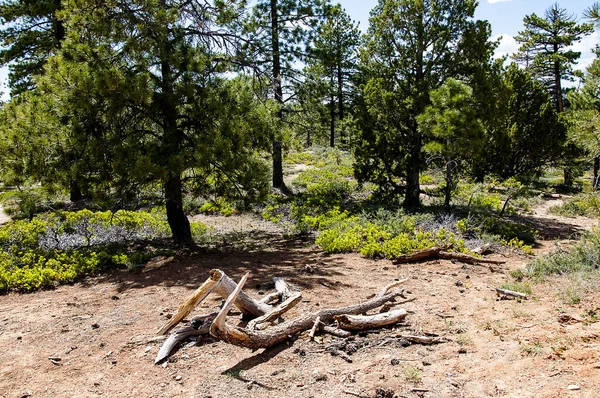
245,0,329,193
514,3,593,113
308,5,361,147
355,0,492,208
0,0,64,95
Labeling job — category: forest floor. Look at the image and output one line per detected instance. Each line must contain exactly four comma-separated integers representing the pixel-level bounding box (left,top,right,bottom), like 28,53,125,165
1,198,600,398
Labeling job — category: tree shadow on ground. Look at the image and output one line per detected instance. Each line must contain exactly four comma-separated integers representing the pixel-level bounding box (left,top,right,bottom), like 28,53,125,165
94,232,351,294
507,214,587,241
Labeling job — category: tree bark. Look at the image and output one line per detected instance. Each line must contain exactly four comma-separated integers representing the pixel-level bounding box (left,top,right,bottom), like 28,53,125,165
594,156,600,190
165,173,192,244
444,159,452,210
69,181,84,202
330,69,336,147
337,60,345,145
270,0,290,194
404,144,422,209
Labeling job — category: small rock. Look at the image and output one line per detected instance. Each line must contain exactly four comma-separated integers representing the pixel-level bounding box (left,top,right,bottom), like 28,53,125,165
91,323,100,329
593,363,600,369
455,281,464,287
422,361,431,366
391,358,400,366
567,385,580,390
175,375,182,381
312,369,328,382
459,289,465,293
458,348,467,354
144,346,152,353
111,295,120,300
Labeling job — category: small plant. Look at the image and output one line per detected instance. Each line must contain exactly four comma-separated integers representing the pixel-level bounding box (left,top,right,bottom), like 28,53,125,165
520,342,547,357
500,281,532,295
403,366,422,383
455,334,474,346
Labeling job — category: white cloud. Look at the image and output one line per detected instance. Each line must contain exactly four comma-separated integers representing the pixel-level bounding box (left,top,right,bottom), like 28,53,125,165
491,34,519,60
571,31,599,71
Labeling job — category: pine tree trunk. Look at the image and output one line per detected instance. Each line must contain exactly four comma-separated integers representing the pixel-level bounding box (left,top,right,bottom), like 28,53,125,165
594,156,599,190
165,173,192,244
337,62,345,145
69,181,84,202
404,143,421,209
270,0,289,194
444,160,452,211
330,70,335,147
563,167,574,188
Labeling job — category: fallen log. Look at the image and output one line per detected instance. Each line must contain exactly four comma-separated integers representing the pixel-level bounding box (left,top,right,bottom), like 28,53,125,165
247,292,303,330
155,312,218,364
157,275,222,335
392,247,505,266
210,275,406,349
335,309,408,331
495,287,528,300
157,269,276,335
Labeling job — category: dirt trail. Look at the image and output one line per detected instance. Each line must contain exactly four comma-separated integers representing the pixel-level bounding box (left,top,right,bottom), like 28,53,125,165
0,205,9,225
1,201,599,397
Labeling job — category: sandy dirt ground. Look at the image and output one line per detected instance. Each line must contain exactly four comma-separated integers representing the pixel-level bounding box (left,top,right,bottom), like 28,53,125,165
1,199,599,398
0,205,10,225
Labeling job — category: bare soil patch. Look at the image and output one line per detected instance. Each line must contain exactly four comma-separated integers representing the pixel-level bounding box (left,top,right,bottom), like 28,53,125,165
1,200,599,398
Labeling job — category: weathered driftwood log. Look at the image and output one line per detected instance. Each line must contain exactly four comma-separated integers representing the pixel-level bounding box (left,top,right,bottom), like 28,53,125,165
392,247,506,266
210,275,405,349
157,269,275,335
335,309,408,331
247,292,303,330
157,276,222,335
392,246,446,264
321,325,351,338
394,334,447,345
438,251,506,265
211,269,273,317
155,312,218,363
495,287,528,300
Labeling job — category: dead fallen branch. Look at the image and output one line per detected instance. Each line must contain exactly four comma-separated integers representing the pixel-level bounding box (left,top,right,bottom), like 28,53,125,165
156,269,414,362
335,309,408,331
495,287,528,300
393,246,505,266
394,334,448,345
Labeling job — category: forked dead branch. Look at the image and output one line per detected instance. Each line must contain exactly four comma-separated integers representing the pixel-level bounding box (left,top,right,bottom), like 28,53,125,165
155,269,414,364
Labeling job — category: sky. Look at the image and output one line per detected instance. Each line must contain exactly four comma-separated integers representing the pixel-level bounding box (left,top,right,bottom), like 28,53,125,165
1,0,599,101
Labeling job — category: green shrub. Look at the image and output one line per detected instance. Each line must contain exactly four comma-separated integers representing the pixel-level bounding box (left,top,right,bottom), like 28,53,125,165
199,198,236,216
0,209,199,292
549,193,600,218
527,226,600,280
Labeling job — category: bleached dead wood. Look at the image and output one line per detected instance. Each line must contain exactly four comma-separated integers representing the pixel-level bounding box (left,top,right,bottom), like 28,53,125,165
309,316,321,340
246,293,303,330
395,334,447,344
392,247,505,266
210,269,273,317
155,326,204,364
157,275,222,335
335,309,408,331
210,275,405,349
495,287,528,300
321,325,351,338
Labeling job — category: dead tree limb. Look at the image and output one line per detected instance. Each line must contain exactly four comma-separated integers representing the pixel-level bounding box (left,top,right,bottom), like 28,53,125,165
247,293,303,330
495,287,528,300
157,275,222,335
335,309,408,331
395,334,447,345
393,247,505,266
155,312,218,364
210,279,405,349
155,326,205,364
210,270,273,317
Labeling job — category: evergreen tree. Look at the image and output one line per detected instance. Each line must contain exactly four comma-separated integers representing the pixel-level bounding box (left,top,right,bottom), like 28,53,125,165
0,0,274,244
417,79,483,210
308,5,361,147
355,0,492,208
245,0,329,193
514,3,593,113
568,54,600,187
489,64,566,180
0,0,64,95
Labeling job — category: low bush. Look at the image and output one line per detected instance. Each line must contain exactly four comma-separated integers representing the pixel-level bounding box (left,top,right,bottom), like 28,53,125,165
0,209,206,292
527,226,600,280
549,193,600,218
